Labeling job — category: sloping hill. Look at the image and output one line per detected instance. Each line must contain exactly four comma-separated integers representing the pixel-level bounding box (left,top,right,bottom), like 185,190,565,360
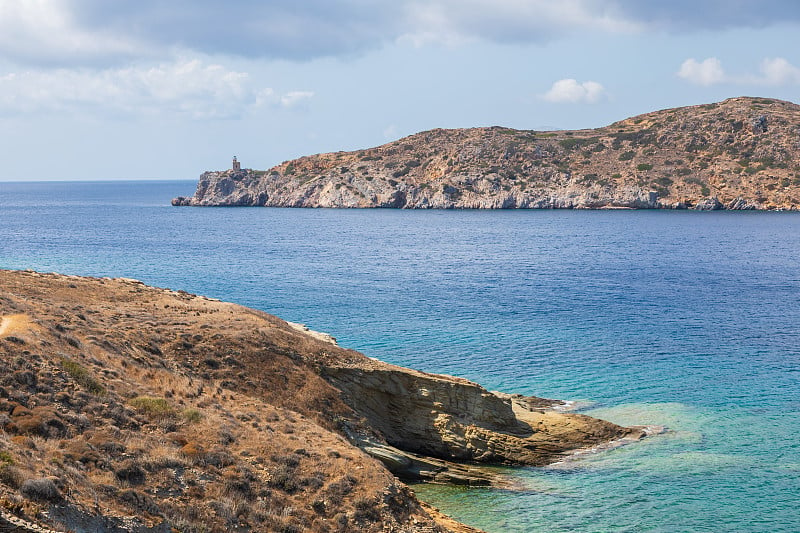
174,97,800,210
0,271,638,532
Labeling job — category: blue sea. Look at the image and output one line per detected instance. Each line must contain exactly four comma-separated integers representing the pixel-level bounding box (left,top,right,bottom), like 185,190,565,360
1,180,799,532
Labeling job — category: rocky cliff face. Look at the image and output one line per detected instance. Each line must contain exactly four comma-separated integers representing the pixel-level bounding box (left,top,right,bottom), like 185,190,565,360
173,97,800,210
324,365,633,466
0,270,638,533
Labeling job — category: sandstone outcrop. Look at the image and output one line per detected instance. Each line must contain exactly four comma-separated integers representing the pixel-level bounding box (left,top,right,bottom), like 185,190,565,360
324,365,637,466
174,97,800,210
0,270,641,532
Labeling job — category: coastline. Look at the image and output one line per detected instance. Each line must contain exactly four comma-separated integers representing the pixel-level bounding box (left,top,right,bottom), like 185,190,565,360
173,98,800,212
0,270,648,532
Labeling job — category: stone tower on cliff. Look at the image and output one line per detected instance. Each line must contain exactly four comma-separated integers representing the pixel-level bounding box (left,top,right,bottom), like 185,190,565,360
232,156,241,172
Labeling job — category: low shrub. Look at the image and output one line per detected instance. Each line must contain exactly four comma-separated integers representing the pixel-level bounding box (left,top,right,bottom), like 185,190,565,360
0,453,22,488
20,477,62,502
0,464,23,488
119,489,160,515
353,496,380,522
129,396,174,419
60,358,106,395
115,461,146,485
269,464,298,493
182,408,203,423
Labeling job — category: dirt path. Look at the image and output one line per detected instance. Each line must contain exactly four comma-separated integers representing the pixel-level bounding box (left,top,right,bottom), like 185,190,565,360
0,314,32,338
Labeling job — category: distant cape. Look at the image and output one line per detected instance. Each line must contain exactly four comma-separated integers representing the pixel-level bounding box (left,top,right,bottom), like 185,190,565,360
174,97,800,210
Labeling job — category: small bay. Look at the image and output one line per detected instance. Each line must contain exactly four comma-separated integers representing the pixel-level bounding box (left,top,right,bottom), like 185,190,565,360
1,180,799,532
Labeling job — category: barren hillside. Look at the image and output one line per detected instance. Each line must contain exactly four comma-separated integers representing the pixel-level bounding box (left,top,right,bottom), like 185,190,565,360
0,271,640,532
175,97,800,210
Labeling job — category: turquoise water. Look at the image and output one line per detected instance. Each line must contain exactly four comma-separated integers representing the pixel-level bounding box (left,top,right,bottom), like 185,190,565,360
1,180,799,532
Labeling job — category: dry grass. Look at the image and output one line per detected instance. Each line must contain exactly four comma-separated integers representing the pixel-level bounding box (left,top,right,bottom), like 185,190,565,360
0,271,448,532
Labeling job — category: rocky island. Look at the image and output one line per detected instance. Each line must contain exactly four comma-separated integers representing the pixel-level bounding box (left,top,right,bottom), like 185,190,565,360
174,97,800,210
0,270,645,532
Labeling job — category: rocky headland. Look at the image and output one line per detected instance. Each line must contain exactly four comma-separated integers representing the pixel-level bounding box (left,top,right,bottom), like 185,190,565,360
173,97,800,210
0,270,644,532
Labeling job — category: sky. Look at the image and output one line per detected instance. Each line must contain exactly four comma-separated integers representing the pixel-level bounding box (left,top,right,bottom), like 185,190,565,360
1,0,799,181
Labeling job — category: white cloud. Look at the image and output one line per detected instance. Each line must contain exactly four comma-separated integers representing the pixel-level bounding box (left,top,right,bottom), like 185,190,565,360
0,1,644,66
1,2,799,67
612,1,800,31
0,1,148,66
401,0,640,47
383,124,398,139
542,79,606,104
280,91,314,108
677,56,800,87
677,57,726,86
758,57,800,85
0,59,309,119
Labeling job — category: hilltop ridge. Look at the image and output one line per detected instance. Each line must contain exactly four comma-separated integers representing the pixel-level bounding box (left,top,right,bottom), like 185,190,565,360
174,97,800,210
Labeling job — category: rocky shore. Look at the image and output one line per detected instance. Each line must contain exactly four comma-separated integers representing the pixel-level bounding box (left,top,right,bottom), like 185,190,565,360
0,270,643,532
174,97,800,211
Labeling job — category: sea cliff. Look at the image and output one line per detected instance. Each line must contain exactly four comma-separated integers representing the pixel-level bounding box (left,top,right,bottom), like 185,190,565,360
0,270,641,532
174,97,800,210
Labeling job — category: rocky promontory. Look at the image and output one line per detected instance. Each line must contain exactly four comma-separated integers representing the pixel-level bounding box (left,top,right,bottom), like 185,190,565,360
0,270,643,532
174,97,800,210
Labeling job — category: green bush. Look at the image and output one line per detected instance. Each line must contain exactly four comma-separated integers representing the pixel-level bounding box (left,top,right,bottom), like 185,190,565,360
619,151,636,161
559,138,581,150
129,397,174,419
61,358,106,395
637,163,653,171
182,409,204,423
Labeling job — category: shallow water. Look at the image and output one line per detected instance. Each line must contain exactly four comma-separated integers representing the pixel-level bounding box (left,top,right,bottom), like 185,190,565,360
1,180,799,532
